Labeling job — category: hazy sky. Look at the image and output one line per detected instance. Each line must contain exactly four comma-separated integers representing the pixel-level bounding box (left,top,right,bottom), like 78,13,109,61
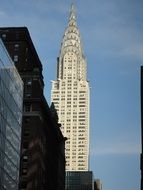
0,0,142,190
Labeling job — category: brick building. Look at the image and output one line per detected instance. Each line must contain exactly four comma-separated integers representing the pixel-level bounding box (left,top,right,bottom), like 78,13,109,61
0,27,66,190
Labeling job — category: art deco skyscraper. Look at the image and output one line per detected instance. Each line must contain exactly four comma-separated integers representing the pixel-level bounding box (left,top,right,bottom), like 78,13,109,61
51,4,90,171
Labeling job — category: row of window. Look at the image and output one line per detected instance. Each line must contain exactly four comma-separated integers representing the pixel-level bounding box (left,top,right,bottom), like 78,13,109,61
61,118,86,122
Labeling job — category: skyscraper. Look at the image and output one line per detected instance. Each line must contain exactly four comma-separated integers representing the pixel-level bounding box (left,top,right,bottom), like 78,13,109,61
51,4,90,171
0,39,23,190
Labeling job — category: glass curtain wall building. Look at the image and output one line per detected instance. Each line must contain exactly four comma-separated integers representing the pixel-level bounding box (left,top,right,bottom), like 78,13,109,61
0,39,23,190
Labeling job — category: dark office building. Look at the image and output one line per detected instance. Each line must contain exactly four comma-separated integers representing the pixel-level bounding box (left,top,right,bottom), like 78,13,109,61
0,39,23,190
0,27,66,190
141,66,143,190
66,171,94,190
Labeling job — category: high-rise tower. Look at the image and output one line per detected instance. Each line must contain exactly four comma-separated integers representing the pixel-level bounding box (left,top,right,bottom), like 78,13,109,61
51,4,90,171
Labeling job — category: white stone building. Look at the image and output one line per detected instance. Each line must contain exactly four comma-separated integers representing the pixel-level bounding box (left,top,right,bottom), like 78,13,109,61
51,4,90,171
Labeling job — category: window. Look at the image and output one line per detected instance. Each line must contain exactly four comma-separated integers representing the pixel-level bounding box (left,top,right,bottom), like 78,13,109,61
24,117,30,124
24,129,29,137
79,115,85,118
22,169,27,175
25,93,31,98
24,104,32,112
33,67,39,72
1,34,6,39
23,155,28,161
14,55,18,62
14,44,19,51
21,182,27,189
26,79,32,86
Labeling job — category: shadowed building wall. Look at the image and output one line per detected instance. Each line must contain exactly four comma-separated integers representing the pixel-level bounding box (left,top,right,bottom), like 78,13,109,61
0,27,66,190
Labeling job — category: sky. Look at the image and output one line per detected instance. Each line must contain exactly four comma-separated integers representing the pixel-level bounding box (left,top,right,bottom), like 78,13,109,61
0,0,142,190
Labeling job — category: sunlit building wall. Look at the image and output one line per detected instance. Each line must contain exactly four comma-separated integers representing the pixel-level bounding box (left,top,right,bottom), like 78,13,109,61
51,4,90,171
0,39,23,190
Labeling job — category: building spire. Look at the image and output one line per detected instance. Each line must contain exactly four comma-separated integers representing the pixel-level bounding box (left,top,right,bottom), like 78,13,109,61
58,3,87,81
69,3,76,21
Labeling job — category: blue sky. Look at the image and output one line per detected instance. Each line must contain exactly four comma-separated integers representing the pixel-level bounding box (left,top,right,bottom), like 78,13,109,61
0,0,142,190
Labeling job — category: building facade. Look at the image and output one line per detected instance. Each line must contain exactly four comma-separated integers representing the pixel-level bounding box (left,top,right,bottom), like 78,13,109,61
141,66,143,190
51,4,90,171
0,27,66,190
0,39,23,190
66,171,94,190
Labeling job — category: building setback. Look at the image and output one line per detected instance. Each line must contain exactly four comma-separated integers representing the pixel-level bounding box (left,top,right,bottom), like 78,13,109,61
0,39,23,190
0,27,66,190
51,3,90,172
141,66,143,190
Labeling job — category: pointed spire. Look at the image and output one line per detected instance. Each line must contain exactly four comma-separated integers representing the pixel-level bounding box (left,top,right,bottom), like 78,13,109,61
69,3,76,23
60,3,83,57
58,3,86,81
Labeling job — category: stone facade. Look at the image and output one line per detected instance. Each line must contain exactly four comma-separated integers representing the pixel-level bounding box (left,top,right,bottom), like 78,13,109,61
51,4,90,171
